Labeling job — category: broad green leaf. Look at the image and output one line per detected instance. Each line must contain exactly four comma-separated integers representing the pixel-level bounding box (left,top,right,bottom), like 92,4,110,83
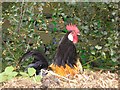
35,75,41,82
5,66,14,74
7,75,13,80
0,72,6,82
19,72,29,77
11,72,18,77
0,77,6,83
28,68,36,76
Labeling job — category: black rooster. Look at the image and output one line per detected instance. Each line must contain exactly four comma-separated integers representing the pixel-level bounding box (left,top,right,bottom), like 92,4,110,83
18,24,82,76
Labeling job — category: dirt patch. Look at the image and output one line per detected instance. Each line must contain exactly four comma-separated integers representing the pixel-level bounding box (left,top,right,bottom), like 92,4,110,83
0,70,119,89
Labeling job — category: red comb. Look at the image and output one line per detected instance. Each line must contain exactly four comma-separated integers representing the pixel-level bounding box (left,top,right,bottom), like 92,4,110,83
66,23,79,33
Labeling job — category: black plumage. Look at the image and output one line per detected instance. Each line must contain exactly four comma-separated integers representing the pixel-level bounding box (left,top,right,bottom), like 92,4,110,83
53,31,77,68
18,50,48,75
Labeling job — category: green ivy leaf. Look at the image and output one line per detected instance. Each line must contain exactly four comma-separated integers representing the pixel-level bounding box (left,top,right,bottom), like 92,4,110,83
112,58,117,62
95,45,102,50
28,68,36,76
91,50,95,55
102,52,106,59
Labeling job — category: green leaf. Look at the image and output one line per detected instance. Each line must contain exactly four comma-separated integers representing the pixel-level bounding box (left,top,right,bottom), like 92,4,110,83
34,75,41,82
5,57,14,61
63,17,67,21
19,72,29,77
63,29,68,33
102,52,106,59
81,54,86,59
5,66,14,74
7,75,13,80
11,72,18,77
0,72,6,82
91,50,95,55
95,45,102,50
52,21,57,25
28,68,36,76
53,27,57,32
110,49,115,56
112,58,117,62
86,64,90,68
97,20,101,28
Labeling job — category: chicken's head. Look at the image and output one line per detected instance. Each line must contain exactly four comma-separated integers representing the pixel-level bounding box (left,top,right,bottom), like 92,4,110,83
66,24,80,44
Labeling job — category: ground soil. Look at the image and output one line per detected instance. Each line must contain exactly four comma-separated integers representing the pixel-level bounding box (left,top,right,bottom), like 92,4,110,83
0,70,119,89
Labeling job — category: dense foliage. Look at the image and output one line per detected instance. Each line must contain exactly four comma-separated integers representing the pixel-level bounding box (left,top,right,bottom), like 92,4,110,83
2,2,119,72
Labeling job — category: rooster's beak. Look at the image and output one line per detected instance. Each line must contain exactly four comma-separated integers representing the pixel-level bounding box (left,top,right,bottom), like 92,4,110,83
77,33,80,35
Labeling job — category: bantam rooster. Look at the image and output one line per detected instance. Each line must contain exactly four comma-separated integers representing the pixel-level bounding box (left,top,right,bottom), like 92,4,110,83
18,24,82,76
49,24,82,76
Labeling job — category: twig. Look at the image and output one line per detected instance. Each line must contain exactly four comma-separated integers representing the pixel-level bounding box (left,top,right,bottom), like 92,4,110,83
17,1,26,33
83,56,101,66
